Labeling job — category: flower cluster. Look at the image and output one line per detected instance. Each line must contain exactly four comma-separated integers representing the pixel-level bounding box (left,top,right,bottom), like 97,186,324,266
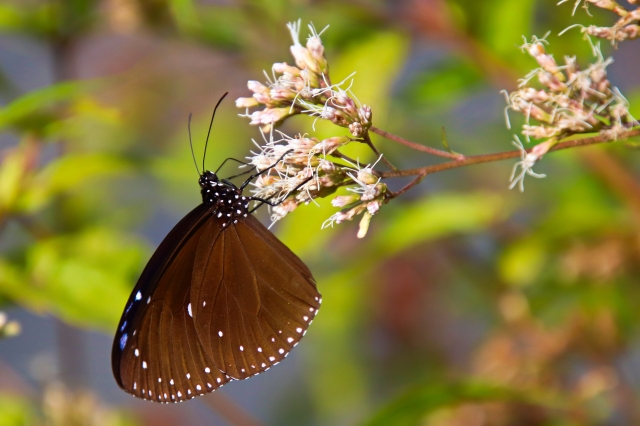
237,22,385,237
503,30,637,189
236,20,372,137
559,0,640,46
245,130,388,237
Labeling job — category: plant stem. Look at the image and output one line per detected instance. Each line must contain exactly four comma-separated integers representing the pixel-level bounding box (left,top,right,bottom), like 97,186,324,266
377,128,640,179
362,132,399,171
370,126,465,160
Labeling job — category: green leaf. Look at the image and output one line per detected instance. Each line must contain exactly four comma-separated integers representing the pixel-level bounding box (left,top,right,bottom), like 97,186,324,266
0,148,27,211
17,153,132,213
373,191,506,255
0,228,147,331
498,237,547,287
0,394,35,426
0,81,93,132
403,57,483,109
361,381,571,426
483,0,536,57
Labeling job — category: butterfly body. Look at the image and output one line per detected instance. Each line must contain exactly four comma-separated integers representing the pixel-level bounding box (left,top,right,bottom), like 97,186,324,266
112,169,321,403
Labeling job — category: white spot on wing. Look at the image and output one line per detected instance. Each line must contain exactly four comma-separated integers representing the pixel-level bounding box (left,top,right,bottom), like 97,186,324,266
135,291,142,301
187,303,192,317
142,361,147,369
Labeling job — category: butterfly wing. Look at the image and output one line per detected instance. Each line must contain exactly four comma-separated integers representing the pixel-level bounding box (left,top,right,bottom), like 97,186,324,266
189,215,321,380
112,206,321,403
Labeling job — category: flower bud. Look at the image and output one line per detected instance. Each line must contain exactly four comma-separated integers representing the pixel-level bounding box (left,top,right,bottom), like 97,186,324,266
248,80,269,95
357,212,372,238
312,136,350,155
273,62,301,77
366,199,382,215
349,122,364,137
356,168,378,185
331,194,360,207
307,36,328,74
235,97,260,108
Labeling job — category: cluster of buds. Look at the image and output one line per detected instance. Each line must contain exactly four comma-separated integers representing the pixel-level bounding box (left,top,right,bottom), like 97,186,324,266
236,20,372,137
322,162,387,238
246,131,386,237
237,21,385,237
504,32,636,189
559,0,640,46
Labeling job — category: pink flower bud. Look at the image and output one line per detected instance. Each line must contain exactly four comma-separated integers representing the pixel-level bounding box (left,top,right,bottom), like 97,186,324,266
273,62,301,77
312,136,350,155
331,194,360,207
248,80,269,95
236,97,259,108
306,36,328,74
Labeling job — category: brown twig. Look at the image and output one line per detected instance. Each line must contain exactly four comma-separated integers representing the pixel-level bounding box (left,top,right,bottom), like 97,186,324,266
378,129,640,180
370,126,464,160
362,132,399,171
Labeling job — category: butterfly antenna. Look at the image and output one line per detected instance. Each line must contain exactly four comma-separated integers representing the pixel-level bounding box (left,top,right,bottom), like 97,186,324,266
188,113,200,175
202,92,229,172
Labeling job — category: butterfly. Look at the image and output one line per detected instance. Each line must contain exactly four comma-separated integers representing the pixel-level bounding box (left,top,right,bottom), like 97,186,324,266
111,93,321,403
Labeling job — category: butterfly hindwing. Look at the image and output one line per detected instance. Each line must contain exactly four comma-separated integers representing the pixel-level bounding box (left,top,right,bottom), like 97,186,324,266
112,202,321,403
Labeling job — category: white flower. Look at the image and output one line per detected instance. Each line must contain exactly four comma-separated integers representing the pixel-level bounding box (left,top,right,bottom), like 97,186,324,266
509,136,547,192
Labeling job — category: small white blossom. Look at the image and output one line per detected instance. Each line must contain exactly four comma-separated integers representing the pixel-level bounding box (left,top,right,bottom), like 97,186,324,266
509,136,547,192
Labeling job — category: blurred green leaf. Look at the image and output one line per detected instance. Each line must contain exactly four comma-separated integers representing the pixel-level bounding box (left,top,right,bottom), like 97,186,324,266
17,153,132,213
0,228,147,331
361,381,571,426
0,5,23,32
499,236,547,287
404,58,483,109
374,191,506,255
0,394,35,426
0,81,93,133
0,147,27,211
484,0,536,56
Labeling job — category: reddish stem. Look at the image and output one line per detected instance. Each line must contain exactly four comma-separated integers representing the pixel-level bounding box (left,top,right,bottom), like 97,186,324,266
369,126,465,160
378,129,640,179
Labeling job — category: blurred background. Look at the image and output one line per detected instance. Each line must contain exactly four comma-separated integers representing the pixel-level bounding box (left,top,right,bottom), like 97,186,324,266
1,0,640,425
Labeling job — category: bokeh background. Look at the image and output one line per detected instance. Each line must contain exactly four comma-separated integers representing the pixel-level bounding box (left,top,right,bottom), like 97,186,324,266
1,0,640,425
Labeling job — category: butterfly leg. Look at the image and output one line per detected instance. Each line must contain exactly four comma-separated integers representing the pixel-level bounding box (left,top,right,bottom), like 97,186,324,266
247,176,314,213
239,149,295,190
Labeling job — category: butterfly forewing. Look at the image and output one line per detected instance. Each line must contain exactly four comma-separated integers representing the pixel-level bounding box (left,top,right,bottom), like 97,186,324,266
112,196,321,403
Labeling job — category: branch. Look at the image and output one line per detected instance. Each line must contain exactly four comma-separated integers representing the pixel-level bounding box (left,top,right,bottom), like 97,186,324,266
377,129,640,179
370,126,465,160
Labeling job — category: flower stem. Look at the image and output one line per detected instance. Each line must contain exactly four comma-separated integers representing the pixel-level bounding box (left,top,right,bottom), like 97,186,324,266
362,132,399,171
370,126,465,160
377,128,640,179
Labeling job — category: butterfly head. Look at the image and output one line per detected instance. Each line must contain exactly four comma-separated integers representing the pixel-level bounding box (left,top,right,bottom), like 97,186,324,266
199,170,219,189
